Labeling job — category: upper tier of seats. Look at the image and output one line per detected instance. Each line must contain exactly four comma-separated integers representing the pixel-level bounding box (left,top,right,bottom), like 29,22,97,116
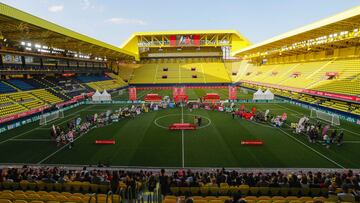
130,62,231,84
236,58,360,96
6,79,34,91
76,76,111,83
0,82,17,93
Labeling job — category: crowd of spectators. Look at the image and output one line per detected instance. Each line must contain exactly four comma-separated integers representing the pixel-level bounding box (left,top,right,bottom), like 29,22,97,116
1,167,359,197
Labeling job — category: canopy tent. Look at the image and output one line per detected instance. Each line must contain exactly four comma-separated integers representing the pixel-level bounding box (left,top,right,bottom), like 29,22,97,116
264,89,275,100
92,90,102,101
101,90,112,101
253,89,265,100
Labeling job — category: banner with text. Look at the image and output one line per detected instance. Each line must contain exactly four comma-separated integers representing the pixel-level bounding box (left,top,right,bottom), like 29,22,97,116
228,86,237,100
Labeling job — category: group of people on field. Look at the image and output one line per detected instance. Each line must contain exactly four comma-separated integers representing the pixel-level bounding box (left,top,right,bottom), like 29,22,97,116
295,116,344,148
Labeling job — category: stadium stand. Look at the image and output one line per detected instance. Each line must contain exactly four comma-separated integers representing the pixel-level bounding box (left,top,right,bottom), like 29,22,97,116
76,76,111,83
31,89,63,105
0,95,27,117
5,79,35,91
236,57,360,96
0,82,17,93
6,92,44,110
130,61,231,84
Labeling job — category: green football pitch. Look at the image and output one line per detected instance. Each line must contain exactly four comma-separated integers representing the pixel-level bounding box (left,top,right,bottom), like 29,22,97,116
0,97,360,168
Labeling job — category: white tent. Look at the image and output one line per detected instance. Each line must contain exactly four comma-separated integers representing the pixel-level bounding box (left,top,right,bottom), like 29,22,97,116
101,90,112,101
253,89,265,100
92,90,102,101
264,89,274,100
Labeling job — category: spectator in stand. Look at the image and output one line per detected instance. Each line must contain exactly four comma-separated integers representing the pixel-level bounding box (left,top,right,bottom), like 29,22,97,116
337,185,355,202
159,169,168,196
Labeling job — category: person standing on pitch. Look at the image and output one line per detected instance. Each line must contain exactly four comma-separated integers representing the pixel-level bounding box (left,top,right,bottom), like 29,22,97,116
198,116,202,126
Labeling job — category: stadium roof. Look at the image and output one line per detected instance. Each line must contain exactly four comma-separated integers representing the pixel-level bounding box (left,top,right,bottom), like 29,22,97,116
121,30,252,57
0,3,137,61
233,6,360,57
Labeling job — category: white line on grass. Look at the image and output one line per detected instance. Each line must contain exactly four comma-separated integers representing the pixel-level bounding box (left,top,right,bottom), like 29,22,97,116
181,104,185,168
10,139,53,142
343,141,360,144
37,131,87,164
0,105,92,146
277,127,345,168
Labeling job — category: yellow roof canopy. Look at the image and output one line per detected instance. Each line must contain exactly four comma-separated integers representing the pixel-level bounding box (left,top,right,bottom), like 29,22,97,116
233,6,360,57
0,3,136,61
121,30,252,57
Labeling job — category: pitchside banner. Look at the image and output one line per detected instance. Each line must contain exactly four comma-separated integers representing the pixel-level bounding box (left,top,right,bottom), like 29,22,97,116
228,86,237,100
129,87,137,101
173,87,186,98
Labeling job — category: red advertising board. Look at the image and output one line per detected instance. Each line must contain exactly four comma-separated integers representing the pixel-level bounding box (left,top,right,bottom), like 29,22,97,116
303,89,360,102
228,86,237,100
129,87,137,101
173,87,186,99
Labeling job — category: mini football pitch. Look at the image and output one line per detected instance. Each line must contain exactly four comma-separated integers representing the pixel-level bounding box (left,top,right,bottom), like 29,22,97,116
0,101,359,169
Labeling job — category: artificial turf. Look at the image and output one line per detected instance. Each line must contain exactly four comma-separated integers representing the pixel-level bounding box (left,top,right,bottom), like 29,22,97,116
0,96,359,168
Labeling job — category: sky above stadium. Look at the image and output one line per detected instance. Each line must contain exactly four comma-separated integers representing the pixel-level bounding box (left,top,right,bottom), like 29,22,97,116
1,0,359,47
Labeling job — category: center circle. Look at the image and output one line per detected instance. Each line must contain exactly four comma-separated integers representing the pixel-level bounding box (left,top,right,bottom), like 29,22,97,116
154,114,211,129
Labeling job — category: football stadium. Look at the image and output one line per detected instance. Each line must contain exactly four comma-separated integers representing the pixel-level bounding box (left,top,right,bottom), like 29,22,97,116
0,1,360,203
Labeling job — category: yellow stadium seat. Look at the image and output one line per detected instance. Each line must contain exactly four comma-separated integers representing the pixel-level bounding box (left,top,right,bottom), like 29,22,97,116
209,200,223,203
0,194,14,200
0,199,12,203
165,196,177,200
191,187,200,195
13,194,27,200
81,182,91,193
285,196,298,201
299,197,313,202
272,196,285,201
170,187,180,195
13,200,28,203
191,196,204,200
200,186,209,195
289,200,303,203
244,196,257,201
36,182,45,191
193,200,208,203
205,196,219,201
19,181,29,191
163,199,176,203
273,200,287,203
239,185,249,195
257,200,272,203
258,196,271,201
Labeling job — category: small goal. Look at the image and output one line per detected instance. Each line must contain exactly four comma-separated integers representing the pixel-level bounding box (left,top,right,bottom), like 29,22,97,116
310,108,340,126
39,110,64,126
